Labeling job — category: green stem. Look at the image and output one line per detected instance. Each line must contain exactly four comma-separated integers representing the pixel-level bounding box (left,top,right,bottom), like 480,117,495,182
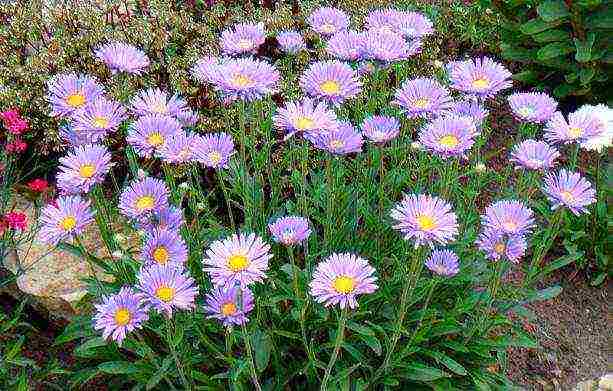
525,209,564,285
570,143,579,170
166,317,191,390
320,308,348,391
217,170,236,230
325,155,334,248
406,278,438,347
134,332,177,391
238,101,251,229
75,237,106,295
241,322,262,391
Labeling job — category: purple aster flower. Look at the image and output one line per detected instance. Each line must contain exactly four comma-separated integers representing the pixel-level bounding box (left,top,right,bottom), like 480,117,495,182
221,22,266,56
365,9,434,38
176,107,199,127
425,249,460,277
130,88,192,122
393,77,453,118
59,123,91,146
70,97,127,142
444,99,489,129
299,60,362,106
360,115,400,144
137,264,199,317
141,229,188,268
38,196,95,245
576,104,613,152
273,97,339,139
268,216,311,246
210,58,280,102
326,31,365,61
277,31,306,54
309,253,378,309
193,132,235,169
137,206,184,235
157,131,198,164
364,8,402,34
476,228,527,263
418,116,476,159
56,144,113,194
308,7,349,36
118,177,169,220
544,110,602,145
47,73,104,118
362,29,412,63
93,287,148,345
543,169,596,216
311,121,363,155
94,42,150,75
203,232,272,288
192,56,226,85
449,57,512,98
482,200,535,236
390,193,459,247
127,114,182,158
508,92,557,124
205,285,254,327
510,139,560,170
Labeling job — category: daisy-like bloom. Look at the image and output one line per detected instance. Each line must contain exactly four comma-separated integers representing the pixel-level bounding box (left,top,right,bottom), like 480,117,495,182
137,264,199,317
362,29,412,63
157,131,198,164
308,7,349,36
326,31,365,62
210,58,280,102
390,193,459,247
544,110,602,145
311,121,363,155
365,9,434,38
47,73,104,118
299,60,362,106
273,97,339,139
38,196,95,245
59,123,94,146
130,88,192,120
141,229,188,268
542,169,596,216
481,200,535,236
137,206,184,235
94,42,150,75
193,132,235,169
71,97,127,142
449,57,512,98
268,216,311,246
93,287,148,346
476,228,527,263
309,253,378,309
364,8,399,34
176,107,199,127
418,116,477,159
221,22,266,56
118,177,169,220
361,115,400,144
576,104,613,152
191,56,225,85
56,144,113,194
127,114,182,158
205,285,254,327
510,139,560,170
203,233,272,288
393,78,453,118
444,99,489,129
277,31,306,54
508,92,557,124
425,249,460,277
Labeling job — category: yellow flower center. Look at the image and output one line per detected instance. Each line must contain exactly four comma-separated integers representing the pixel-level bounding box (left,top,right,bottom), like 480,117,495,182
472,77,490,89
135,195,155,211
295,116,314,130
413,98,430,109
92,116,109,128
232,73,252,87
561,191,574,202
153,246,169,264
237,39,254,50
221,302,237,316
114,308,131,326
152,102,168,114
416,214,436,231
155,286,175,302
66,92,86,108
503,221,517,232
227,254,249,272
320,80,340,95
494,242,506,254
59,216,77,231
209,151,222,165
321,23,335,34
329,139,344,149
568,127,583,138
332,275,355,294
517,106,534,118
79,164,96,178
147,132,164,147
439,135,459,148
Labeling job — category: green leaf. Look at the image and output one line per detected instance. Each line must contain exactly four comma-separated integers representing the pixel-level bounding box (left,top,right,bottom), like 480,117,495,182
54,315,95,345
146,357,173,390
500,44,534,62
70,368,101,388
579,68,596,85
346,321,381,355
537,42,574,61
587,8,613,29
422,349,467,376
74,337,108,358
526,285,563,302
519,19,560,35
553,82,576,97
574,33,596,62
541,252,583,277
590,272,606,286
513,70,539,84
400,362,449,381
98,361,139,375
532,29,569,43
252,331,272,372
537,0,570,22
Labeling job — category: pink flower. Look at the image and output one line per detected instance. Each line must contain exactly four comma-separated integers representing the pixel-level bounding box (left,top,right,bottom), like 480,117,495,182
5,211,27,230
5,138,27,153
1,109,20,123
7,118,28,135
27,178,49,193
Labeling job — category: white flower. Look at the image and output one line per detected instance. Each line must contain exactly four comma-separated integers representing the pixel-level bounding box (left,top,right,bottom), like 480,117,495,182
410,141,423,150
475,162,487,173
577,104,612,152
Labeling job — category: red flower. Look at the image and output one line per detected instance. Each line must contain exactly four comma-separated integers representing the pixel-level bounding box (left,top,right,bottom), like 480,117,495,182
27,178,49,193
5,138,27,153
1,109,20,123
7,118,28,135
5,211,27,230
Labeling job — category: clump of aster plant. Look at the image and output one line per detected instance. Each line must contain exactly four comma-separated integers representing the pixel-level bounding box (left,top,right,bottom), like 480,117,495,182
299,60,362,106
